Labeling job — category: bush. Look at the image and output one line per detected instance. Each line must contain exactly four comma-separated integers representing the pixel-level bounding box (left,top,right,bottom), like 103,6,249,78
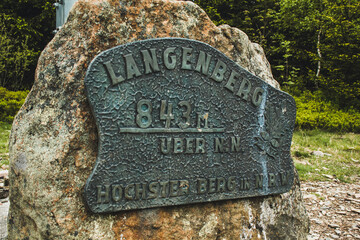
0,14,40,90
294,91,360,133
0,1,55,90
0,87,28,123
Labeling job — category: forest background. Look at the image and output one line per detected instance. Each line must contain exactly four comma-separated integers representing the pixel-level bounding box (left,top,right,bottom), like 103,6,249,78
0,0,359,132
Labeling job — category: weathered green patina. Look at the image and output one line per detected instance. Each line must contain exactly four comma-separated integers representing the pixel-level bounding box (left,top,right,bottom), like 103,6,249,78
84,38,296,213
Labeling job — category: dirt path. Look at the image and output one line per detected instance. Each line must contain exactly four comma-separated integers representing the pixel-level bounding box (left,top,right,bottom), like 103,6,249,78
302,181,360,239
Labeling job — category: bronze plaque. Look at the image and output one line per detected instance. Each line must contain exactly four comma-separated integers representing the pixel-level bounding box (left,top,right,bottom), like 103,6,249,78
84,38,296,213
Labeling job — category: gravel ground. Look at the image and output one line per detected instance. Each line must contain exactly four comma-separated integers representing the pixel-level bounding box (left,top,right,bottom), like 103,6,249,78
302,181,360,240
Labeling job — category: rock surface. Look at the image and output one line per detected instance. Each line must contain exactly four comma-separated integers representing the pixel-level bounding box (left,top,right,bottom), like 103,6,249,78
8,0,309,239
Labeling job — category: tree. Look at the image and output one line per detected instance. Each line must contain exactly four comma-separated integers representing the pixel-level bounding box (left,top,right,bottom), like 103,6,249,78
319,0,360,107
277,0,360,107
195,0,360,108
0,0,55,90
194,0,279,51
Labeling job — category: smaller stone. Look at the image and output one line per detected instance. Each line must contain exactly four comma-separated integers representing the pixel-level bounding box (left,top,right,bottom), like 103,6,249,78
322,174,334,179
0,189,9,199
335,230,341,235
352,209,360,214
345,198,360,203
312,151,324,157
0,170,8,179
351,224,359,229
330,234,340,239
307,234,319,240
303,194,318,201
335,211,347,215
312,218,323,225
328,223,340,228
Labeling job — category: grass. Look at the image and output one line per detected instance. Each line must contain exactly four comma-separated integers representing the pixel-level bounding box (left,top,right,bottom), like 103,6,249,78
0,121,11,168
292,130,360,183
0,121,359,182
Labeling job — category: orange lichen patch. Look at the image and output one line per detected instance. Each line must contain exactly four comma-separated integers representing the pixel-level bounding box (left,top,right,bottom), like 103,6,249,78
51,210,77,234
80,214,87,222
117,205,221,239
64,214,77,232
74,154,82,168
63,188,72,196
112,212,142,239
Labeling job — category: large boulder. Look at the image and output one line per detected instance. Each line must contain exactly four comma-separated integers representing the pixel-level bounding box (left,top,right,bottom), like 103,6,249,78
8,0,309,239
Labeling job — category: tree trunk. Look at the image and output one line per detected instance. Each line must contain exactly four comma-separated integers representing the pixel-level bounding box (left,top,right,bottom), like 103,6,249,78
315,28,322,88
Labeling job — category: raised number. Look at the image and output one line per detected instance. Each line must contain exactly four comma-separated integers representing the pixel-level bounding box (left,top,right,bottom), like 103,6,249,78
160,100,174,128
136,100,152,128
178,101,191,129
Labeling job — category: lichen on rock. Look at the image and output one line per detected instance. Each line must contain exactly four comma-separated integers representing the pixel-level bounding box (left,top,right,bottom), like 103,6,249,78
8,0,309,239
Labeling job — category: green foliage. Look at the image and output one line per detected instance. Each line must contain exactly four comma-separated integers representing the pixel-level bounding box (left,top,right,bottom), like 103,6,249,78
0,0,55,90
193,0,227,25
194,0,279,49
0,87,28,123
277,0,360,108
0,14,39,89
293,91,360,132
195,0,360,109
